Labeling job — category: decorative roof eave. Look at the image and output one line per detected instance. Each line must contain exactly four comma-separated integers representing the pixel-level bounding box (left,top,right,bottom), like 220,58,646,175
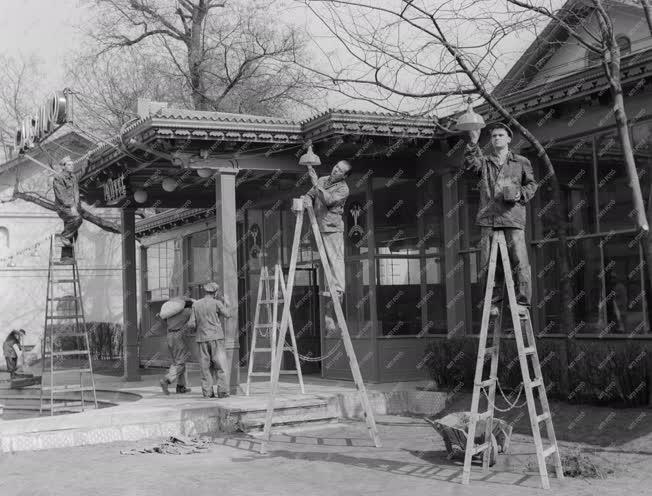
302,109,440,141
136,208,214,238
478,47,652,121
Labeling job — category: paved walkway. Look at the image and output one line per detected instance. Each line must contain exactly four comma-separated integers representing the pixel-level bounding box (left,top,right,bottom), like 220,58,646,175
1,415,650,496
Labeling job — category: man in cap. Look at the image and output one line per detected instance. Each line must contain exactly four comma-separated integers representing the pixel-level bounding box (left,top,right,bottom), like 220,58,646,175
187,282,232,398
3,329,26,380
464,124,538,316
53,156,83,259
159,296,194,395
302,160,351,333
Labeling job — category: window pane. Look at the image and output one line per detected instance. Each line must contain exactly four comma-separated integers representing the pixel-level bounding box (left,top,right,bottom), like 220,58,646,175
190,231,211,283
372,176,419,254
376,257,422,335
424,256,447,334
344,259,372,337
596,132,637,231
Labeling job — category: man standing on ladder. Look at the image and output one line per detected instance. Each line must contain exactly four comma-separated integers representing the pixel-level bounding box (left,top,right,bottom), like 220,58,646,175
187,282,232,398
302,160,352,332
53,156,83,259
464,125,538,316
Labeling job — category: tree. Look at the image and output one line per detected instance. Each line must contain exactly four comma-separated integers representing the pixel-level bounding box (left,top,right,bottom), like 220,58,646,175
0,54,120,234
85,0,318,115
301,0,577,332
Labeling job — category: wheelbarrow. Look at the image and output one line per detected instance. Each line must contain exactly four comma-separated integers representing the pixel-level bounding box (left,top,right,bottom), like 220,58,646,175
425,412,513,466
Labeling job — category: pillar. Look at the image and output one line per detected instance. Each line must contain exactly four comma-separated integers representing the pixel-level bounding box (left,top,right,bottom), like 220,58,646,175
121,208,140,381
214,168,240,393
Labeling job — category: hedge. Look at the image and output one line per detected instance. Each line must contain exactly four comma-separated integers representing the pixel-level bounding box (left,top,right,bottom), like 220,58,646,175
425,337,649,407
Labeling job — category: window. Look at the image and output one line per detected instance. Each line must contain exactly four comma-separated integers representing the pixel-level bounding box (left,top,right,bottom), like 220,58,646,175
587,35,631,66
146,239,180,301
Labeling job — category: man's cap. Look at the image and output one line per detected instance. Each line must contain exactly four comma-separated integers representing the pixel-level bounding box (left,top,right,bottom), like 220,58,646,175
17,329,26,335
203,282,219,293
60,155,73,165
488,123,513,138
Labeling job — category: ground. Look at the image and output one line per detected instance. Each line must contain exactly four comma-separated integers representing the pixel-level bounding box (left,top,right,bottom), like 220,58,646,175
1,415,650,496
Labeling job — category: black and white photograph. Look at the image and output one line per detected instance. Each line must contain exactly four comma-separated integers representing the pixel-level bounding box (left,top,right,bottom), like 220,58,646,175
0,1,651,494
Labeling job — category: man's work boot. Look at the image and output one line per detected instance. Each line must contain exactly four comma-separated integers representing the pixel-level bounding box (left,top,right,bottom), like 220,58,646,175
490,305,500,317
517,304,529,318
160,379,170,395
217,390,230,399
176,385,191,394
60,245,74,260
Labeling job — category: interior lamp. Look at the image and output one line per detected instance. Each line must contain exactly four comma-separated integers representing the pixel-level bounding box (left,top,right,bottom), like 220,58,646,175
455,99,485,132
197,168,214,178
162,177,178,192
134,189,148,203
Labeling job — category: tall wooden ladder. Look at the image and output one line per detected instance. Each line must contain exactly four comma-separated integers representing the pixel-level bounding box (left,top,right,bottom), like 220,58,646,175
462,229,563,489
39,235,98,416
259,199,382,454
245,264,305,396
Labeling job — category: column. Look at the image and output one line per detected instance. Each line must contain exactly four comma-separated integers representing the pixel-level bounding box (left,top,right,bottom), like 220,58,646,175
442,167,466,336
121,208,140,381
214,168,240,393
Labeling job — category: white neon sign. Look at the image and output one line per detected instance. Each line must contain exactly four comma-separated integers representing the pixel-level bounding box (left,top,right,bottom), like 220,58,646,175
15,91,70,152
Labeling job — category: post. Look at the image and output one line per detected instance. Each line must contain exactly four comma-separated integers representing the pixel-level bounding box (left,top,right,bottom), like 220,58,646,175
121,208,140,381
214,168,240,394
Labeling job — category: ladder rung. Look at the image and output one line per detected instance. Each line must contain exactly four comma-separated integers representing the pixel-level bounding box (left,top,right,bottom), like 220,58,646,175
523,346,536,355
49,401,86,410
47,296,81,301
249,370,299,376
260,276,278,281
536,412,551,423
528,378,543,388
542,445,557,458
44,350,90,357
41,385,94,392
484,346,497,355
254,323,280,329
472,442,491,455
477,410,493,420
476,378,496,388
44,368,93,375
47,315,84,320
252,347,294,352
51,260,76,265
258,299,283,304
51,279,76,283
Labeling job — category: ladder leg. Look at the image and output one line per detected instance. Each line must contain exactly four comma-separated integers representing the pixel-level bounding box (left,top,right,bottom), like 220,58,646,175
261,209,305,454
306,205,381,448
463,231,501,484
246,267,267,396
498,232,551,489
278,266,305,394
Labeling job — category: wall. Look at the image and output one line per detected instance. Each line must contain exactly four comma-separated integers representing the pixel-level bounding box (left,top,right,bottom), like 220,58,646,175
0,161,123,368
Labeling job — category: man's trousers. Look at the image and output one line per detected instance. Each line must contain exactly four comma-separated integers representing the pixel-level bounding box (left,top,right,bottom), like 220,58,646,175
479,227,532,307
197,339,229,396
163,331,190,387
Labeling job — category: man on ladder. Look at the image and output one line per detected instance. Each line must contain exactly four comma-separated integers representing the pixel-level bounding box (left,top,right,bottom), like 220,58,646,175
302,159,352,332
53,156,83,260
464,124,537,316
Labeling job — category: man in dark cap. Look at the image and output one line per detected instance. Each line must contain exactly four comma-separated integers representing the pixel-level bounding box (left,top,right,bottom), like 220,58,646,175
159,296,194,395
187,282,232,398
3,329,25,380
464,124,538,317
53,156,83,259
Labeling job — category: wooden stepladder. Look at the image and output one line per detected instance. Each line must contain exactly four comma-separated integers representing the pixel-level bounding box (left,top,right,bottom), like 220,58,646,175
462,230,563,489
40,235,98,416
259,200,381,454
246,264,305,396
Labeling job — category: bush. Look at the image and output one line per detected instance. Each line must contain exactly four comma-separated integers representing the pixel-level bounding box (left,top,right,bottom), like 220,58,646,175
424,337,649,407
47,321,123,360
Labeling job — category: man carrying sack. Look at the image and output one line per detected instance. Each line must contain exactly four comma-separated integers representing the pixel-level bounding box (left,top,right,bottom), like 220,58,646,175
187,282,232,398
159,296,194,395
3,329,26,380
53,156,83,259
463,124,538,316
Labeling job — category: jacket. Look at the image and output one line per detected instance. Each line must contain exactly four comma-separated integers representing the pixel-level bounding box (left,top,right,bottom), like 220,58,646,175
305,176,349,233
463,142,537,229
53,171,80,211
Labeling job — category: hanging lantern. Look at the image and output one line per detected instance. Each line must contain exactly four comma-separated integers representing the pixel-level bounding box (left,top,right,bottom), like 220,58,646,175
162,177,178,192
298,144,321,167
455,99,485,132
197,168,213,178
134,189,148,203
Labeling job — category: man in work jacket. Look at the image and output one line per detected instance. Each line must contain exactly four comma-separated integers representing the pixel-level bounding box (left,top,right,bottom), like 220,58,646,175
159,297,193,395
53,156,83,259
463,124,538,316
187,282,232,398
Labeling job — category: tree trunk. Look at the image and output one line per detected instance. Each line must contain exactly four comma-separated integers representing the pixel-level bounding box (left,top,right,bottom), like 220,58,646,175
641,0,652,37
187,4,209,110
